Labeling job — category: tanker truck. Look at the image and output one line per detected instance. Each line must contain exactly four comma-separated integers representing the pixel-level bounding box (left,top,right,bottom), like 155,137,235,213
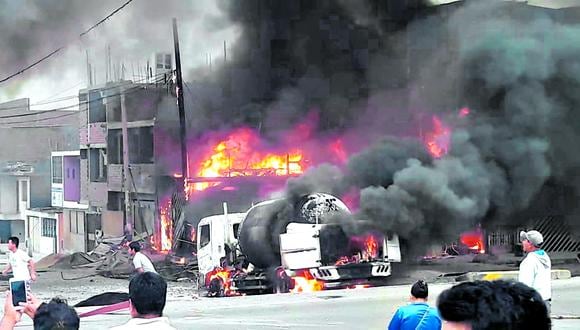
196,193,401,296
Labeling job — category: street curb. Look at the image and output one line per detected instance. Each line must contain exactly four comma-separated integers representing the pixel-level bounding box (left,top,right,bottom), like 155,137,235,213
456,269,572,282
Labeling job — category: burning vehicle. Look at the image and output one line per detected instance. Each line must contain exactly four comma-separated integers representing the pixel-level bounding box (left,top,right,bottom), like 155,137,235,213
196,193,401,297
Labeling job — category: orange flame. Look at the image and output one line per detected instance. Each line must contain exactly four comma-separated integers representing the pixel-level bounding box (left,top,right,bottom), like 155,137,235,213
364,235,379,259
190,226,196,242
291,270,324,293
425,116,451,158
188,128,305,194
206,267,237,296
151,200,172,252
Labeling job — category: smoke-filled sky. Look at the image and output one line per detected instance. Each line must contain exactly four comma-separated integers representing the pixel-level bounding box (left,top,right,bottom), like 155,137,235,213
0,0,238,106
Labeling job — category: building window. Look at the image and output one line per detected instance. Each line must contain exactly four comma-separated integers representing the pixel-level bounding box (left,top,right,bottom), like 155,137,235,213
42,218,56,238
129,127,154,164
52,156,63,184
107,192,124,211
164,54,172,69
107,129,123,164
89,148,107,182
88,90,106,123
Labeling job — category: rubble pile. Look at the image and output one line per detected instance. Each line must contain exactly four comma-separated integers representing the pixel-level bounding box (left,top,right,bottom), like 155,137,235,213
36,235,198,282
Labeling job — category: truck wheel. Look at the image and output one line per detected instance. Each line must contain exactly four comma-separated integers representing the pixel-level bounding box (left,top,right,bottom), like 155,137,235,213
273,268,291,294
208,278,225,297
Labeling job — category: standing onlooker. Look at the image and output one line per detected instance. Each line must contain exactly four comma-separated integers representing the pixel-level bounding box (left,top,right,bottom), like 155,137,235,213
388,280,441,330
1,237,37,282
110,272,176,329
129,242,157,274
519,230,551,313
437,280,550,330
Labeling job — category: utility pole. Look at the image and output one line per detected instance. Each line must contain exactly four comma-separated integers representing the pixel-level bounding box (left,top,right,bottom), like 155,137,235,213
121,86,133,240
173,18,188,179
172,18,188,252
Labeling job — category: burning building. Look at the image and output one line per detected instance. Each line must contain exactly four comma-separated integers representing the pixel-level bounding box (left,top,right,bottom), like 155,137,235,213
152,0,580,258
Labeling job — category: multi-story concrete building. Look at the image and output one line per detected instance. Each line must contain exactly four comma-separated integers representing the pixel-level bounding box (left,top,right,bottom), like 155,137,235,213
78,76,176,250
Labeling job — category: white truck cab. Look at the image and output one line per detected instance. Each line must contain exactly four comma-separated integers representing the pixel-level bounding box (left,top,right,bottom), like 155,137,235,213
196,212,246,276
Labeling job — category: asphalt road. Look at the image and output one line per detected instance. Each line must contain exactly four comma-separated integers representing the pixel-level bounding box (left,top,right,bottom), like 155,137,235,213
13,276,575,330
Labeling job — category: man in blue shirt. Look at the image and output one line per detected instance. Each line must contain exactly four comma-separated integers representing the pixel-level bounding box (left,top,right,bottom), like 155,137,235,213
388,280,442,330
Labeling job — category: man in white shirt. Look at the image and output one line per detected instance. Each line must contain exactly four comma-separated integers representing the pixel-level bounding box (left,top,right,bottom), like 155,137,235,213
2,236,37,281
111,272,175,330
129,242,157,273
519,230,552,313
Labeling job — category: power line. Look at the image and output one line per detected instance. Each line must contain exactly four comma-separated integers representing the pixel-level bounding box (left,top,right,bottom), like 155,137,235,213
0,0,135,85
0,71,170,114
0,83,150,125
80,0,135,38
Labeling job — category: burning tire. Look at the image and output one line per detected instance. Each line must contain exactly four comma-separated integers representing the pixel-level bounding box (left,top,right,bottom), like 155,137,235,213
208,277,225,297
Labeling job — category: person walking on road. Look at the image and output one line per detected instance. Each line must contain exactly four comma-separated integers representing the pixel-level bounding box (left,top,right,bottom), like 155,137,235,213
519,230,552,313
1,236,37,282
129,242,157,274
388,280,441,330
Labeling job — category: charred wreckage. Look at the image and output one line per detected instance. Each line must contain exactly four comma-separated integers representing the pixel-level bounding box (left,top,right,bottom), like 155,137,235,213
196,193,401,297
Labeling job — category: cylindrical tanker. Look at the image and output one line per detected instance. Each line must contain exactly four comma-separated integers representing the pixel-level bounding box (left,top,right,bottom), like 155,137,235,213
236,193,351,269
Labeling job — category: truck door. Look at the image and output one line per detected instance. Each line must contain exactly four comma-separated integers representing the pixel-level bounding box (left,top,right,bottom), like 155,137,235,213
386,234,402,262
197,223,212,275
197,217,229,276
280,224,322,270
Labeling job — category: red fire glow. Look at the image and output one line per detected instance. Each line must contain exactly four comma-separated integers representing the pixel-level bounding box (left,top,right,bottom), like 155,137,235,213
206,267,237,296
365,235,379,259
335,233,381,266
460,229,485,254
151,199,173,252
425,116,451,158
291,270,324,293
424,108,471,158
330,139,348,164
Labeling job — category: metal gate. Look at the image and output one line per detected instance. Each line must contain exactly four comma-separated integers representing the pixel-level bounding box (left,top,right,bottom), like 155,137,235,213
530,216,580,253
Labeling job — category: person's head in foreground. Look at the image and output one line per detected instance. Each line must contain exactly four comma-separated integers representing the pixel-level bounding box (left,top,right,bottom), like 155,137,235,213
34,297,80,330
410,280,429,302
129,271,167,318
437,280,550,330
